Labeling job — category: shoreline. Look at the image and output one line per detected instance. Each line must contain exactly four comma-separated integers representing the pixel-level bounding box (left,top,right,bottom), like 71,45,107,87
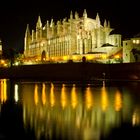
0,62,140,82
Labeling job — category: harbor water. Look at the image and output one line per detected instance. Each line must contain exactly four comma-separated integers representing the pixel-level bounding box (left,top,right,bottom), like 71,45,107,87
0,79,140,140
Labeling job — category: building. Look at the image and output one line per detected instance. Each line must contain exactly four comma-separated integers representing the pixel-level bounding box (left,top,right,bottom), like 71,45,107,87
123,33,140,63
24,10,122,63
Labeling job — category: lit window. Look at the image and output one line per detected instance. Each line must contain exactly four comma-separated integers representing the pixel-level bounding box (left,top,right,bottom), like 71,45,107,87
136,40,140,44
133,40,136,44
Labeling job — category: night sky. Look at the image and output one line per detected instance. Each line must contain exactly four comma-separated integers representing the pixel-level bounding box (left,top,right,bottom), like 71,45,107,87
0,0,140,56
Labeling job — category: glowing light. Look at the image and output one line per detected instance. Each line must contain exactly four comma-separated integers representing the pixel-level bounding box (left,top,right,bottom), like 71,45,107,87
132,110,140,126
4,63,8,67
133,40,136,44
0,60,5,64
14,62,19,66
114,90,122,111
42,83,46,105
136,40,140,44
34,84,38,105
51,57,54,61
72,55,78,60
63,56,68,61
50,83,55,107
14,84,19,102
0,79,7,103
101,54,107,59
85,86,93,109
61,84,67,109
3,79,7,102
87,55,94,60
114,55,120,59
71,84,78,109
101,84,108,111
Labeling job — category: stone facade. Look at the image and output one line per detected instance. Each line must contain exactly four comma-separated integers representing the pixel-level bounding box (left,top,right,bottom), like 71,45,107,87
24,10,122,62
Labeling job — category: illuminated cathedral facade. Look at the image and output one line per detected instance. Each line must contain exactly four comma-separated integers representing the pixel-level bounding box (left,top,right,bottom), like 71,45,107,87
24,10,122,63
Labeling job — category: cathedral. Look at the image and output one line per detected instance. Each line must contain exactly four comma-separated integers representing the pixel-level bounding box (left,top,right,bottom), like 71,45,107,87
24,9,122,63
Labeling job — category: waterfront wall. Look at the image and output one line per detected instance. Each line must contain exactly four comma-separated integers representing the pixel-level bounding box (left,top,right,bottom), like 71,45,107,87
0,62,140,81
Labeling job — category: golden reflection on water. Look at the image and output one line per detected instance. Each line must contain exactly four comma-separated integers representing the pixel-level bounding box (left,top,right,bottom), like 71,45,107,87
61,84,67,109
0,79,7,103
85,86,93,109
50,83,55,107
34,84,38,105
114,90,122,111
42,83,46,105
2,80,140,139
18,81,140,140
101,83,108,111
71,84,78,109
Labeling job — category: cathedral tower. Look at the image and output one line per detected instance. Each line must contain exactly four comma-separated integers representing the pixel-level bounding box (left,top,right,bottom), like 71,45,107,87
36,15,42,40
24,24,31,57
96,13,101,48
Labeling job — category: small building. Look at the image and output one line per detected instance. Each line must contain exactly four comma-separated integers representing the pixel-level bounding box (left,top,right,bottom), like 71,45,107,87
123,33,140,63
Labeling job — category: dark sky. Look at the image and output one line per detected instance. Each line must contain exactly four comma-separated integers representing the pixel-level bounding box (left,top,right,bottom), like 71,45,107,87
0,0,140,55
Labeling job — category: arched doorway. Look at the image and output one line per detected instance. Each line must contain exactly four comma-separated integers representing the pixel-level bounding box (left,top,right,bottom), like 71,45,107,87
41,50,46,61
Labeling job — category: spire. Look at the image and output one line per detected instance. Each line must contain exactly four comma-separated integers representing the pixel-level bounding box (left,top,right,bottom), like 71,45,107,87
50,18,54,27
96,13,100,27
83,9,87,18
75,11,79,19
36,15,42,28
70,11,73,19
104,19,107,28
25,24,30,37
108,20,110,28
46,20,49,27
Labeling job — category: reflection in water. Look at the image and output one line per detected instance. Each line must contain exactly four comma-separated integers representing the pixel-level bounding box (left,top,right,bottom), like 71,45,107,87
2,80,140,140
61,84,67,109
23,82,133,140
114,90,122,112
132,108,140,126
14,84,19,102
71,84,78,109
0,79,7,103
42,83,46,105
85,86,93,109
101,84,108,111
50,83,55,107
34,84,39,105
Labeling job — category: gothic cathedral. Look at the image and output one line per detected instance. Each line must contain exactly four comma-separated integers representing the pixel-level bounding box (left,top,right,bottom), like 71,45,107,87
24,10,122,62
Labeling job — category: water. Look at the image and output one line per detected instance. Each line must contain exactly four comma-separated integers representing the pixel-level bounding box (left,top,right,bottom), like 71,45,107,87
0,79,140,140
